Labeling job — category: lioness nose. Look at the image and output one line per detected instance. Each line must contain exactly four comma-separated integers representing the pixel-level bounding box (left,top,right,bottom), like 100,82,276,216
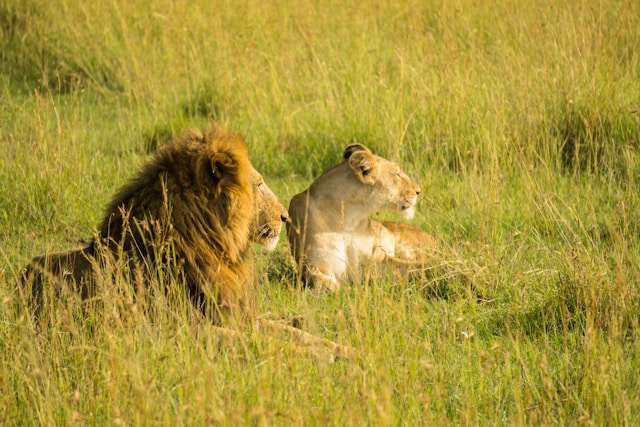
281,211,291,223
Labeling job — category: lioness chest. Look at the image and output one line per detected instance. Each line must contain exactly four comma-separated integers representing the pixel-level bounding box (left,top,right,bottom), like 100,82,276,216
309,227,396,279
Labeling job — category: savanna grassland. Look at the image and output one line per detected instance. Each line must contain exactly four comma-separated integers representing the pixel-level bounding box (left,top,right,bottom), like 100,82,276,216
1,0,639,424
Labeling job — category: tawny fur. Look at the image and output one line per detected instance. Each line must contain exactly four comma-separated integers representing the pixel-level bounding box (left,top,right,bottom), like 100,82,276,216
286,143,426,290
376,221,438,264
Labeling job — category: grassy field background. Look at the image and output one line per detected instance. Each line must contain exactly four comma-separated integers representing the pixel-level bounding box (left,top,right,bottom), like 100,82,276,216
1,0,639,424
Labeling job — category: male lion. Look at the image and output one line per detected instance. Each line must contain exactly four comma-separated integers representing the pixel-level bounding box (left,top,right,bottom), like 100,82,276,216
22,128,289,323
287,143,436,290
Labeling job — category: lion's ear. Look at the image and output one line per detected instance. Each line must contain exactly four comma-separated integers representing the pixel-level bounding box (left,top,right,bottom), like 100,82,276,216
343,143,371,160
210,152,237,183
348,151,377,185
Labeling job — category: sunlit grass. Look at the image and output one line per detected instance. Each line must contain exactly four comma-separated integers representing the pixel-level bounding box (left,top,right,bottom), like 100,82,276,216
1,0,639,424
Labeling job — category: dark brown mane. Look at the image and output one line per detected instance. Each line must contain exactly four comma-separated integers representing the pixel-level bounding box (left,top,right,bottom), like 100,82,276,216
14,129,245,322
88,128,256,321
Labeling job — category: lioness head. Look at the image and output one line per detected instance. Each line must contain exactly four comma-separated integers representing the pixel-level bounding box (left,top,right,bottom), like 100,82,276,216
250,167,290,251
343,143,421,219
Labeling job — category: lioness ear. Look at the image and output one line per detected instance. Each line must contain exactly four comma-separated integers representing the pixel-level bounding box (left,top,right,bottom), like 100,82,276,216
348,151,377,185
343,143,371,160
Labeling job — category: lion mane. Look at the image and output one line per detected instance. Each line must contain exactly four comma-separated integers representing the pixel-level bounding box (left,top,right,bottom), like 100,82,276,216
23,128,257,323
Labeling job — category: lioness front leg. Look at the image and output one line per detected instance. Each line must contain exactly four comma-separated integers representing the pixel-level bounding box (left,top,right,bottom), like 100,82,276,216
306,266,341,291
302,233,348,291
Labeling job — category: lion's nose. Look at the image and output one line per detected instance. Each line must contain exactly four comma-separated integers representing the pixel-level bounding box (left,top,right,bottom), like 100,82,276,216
281,211,291,223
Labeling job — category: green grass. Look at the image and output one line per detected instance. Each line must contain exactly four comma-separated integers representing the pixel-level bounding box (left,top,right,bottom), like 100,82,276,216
1,0,640,424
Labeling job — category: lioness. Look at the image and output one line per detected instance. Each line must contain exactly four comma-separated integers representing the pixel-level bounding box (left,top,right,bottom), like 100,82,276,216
287,143,435,290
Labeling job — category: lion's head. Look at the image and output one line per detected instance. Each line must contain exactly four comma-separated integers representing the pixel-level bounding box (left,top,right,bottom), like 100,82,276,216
96,127,257,321
342,143,421,219
250,167,290,251
174,130,289,252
